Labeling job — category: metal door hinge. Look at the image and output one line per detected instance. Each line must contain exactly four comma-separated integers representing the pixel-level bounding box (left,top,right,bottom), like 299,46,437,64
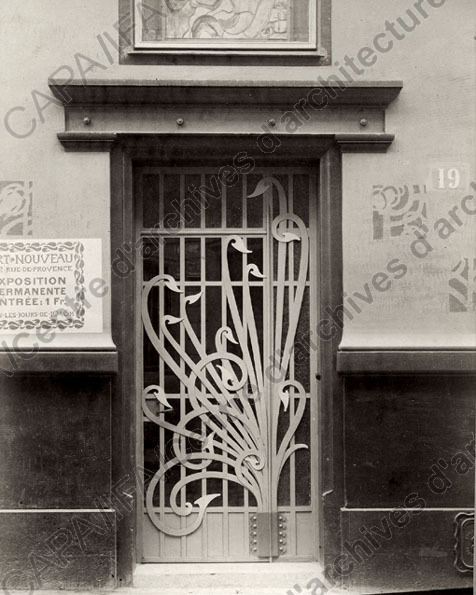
250,513,287,557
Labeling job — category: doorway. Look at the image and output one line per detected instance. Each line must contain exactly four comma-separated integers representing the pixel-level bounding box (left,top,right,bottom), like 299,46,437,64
136,167,319,562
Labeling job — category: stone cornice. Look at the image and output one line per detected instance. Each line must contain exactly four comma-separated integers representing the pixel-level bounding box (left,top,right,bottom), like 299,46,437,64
49,79,402,107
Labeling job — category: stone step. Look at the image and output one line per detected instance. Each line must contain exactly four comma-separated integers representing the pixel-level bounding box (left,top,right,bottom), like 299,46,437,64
26,590,355,595
133,562,329,591
124,589,354,595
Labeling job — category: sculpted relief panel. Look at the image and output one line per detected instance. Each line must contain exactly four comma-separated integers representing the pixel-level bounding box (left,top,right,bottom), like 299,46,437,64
139,0,315,48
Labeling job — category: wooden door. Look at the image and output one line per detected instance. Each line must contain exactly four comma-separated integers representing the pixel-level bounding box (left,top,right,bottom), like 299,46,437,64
137,167,319,562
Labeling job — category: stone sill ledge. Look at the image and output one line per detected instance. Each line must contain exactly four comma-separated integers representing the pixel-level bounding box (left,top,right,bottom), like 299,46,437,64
337,350,476,374
0,350,118,375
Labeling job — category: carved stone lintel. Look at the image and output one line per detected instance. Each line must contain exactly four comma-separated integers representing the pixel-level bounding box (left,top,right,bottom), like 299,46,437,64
57,131,396,154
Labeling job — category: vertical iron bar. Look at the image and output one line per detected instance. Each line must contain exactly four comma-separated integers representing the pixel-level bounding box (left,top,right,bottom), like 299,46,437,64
158,173,165,559
266,175,274,561
179,175,186,557
223,173,230,557
289,173,296,558
309,171,320,561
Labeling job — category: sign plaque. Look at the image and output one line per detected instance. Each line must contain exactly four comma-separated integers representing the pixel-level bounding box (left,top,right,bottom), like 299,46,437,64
0,239,103,334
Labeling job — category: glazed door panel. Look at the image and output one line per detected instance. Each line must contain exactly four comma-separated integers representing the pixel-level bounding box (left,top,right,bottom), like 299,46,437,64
137,168,318,562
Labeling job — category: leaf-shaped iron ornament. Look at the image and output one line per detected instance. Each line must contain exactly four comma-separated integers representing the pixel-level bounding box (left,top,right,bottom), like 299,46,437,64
279,386,290,412
185,291,203,305
217,365,236,386
143,384,173,410
230,235,252,254
216,326,238,347
162,275,183,293
164,315,184,326
247,264,266,279
247,178,270,198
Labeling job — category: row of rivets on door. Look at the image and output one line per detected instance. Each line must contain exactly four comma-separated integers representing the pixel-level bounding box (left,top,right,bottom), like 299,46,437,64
266,116,369,129
248,514,287,556
81,117,187,127
249,514,258,554
278,515,286,554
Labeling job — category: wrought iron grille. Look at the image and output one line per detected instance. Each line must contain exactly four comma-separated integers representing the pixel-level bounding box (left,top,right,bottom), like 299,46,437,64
138,169,318,561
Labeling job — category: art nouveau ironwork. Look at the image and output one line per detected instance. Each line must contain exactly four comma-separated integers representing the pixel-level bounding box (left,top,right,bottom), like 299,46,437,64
139,169,317,561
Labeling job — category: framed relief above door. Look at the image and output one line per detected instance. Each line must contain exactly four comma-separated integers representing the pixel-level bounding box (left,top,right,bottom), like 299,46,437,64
135,0,318,50
118,0,331,63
